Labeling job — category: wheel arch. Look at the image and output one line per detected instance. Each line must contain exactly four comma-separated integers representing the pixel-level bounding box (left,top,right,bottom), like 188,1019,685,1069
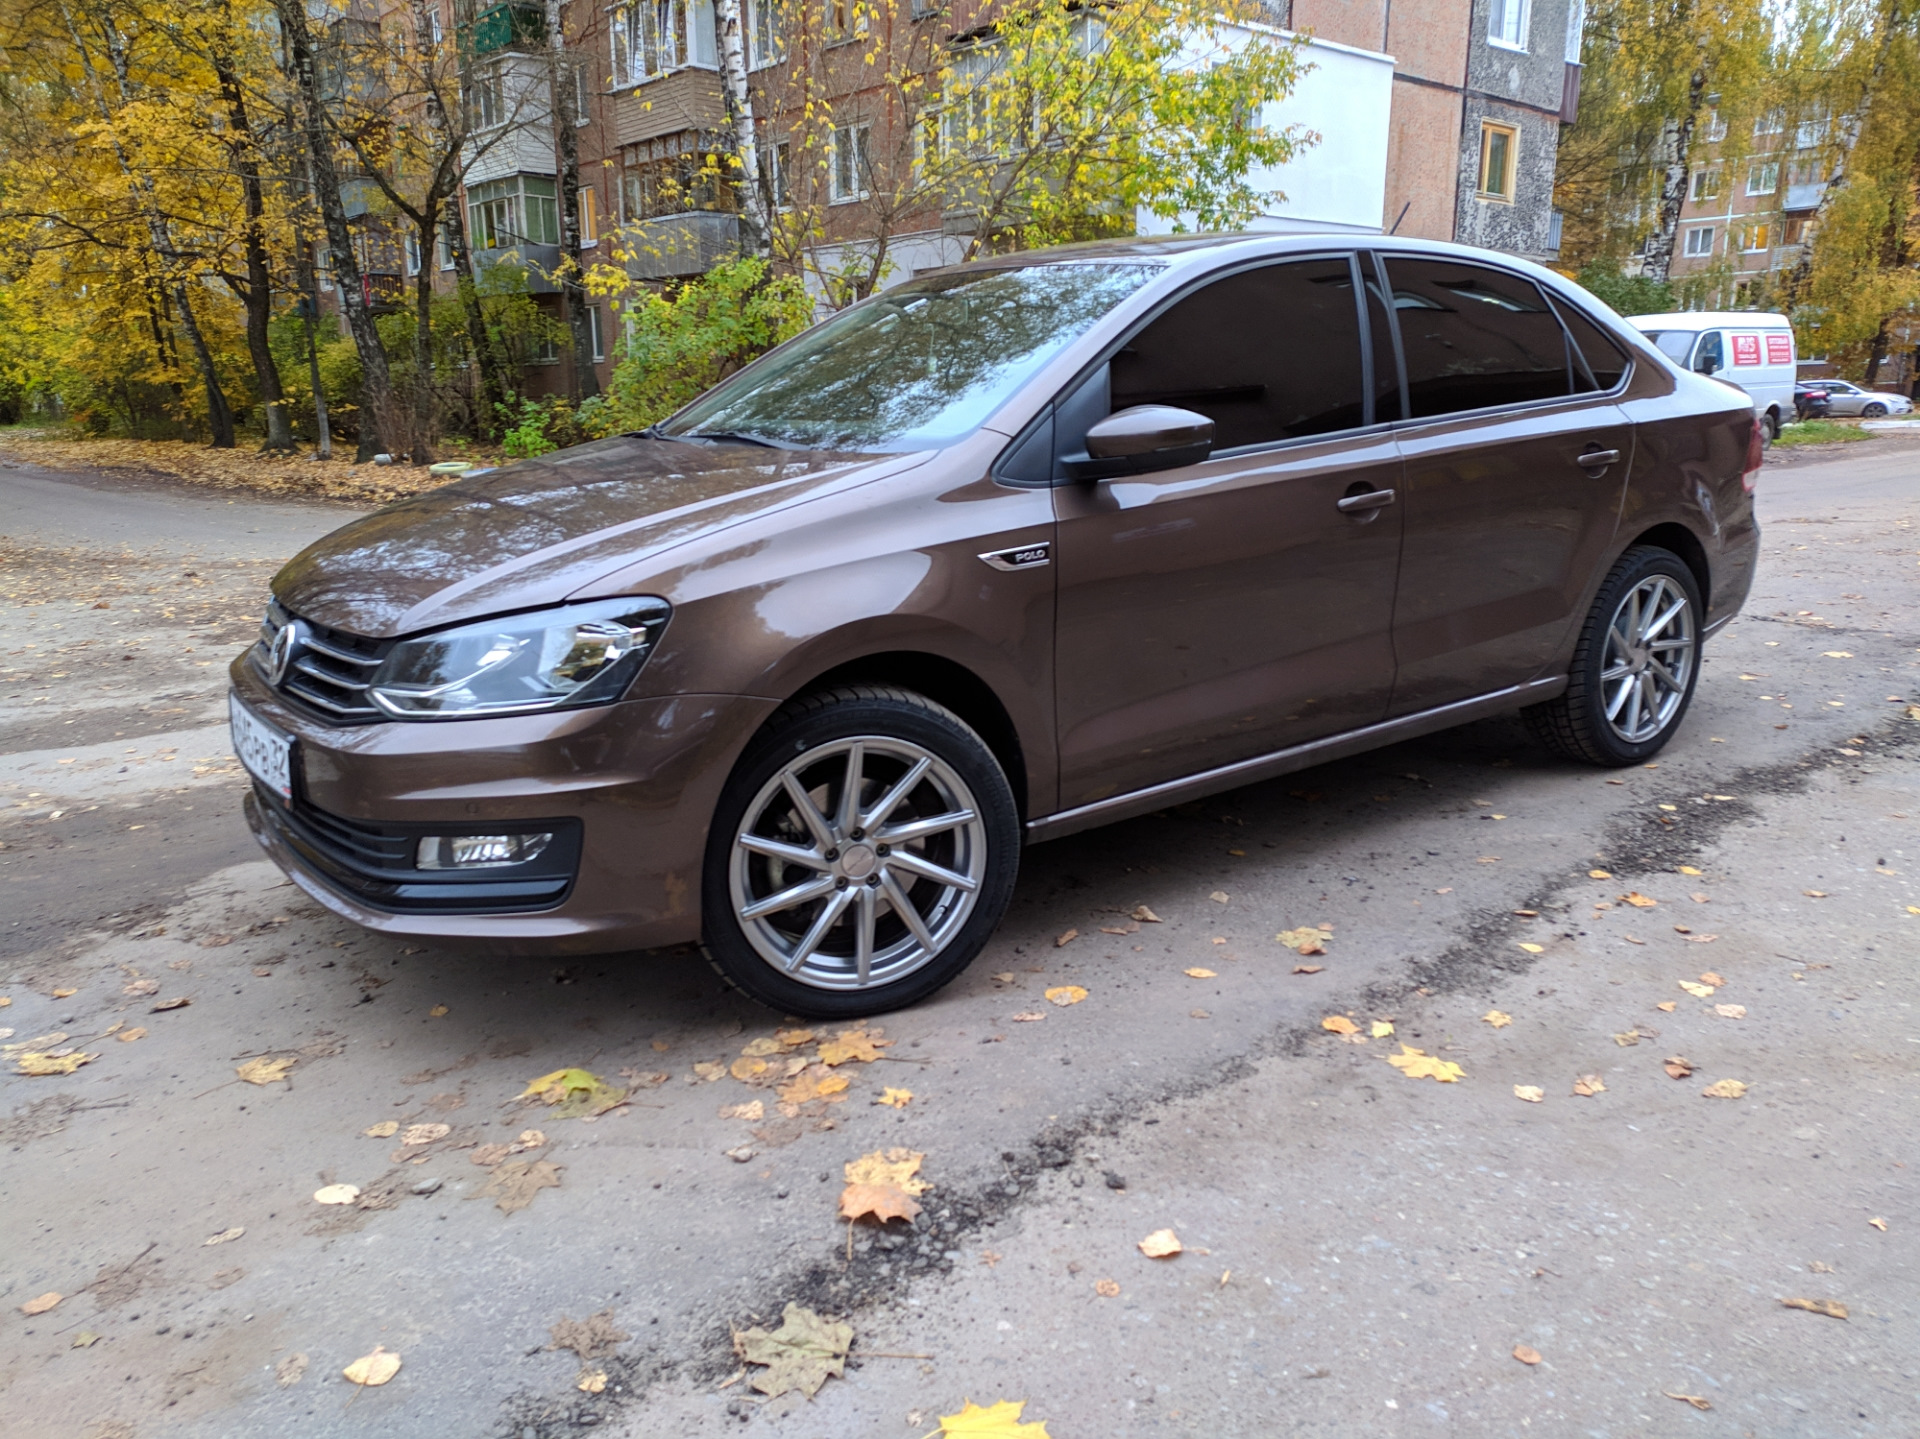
1621,522,1711,607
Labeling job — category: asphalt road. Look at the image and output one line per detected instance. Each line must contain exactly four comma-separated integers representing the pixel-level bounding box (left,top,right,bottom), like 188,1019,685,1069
1,441,1915,1439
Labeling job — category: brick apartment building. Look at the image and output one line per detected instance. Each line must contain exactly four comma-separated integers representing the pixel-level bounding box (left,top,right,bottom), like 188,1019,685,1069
326,0,1586,402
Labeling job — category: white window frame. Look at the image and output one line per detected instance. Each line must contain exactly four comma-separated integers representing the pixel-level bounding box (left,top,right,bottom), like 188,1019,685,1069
1689,167,1722,201
588,305,606,362
1746,161,1779,196
1682,225,1714,257
830,121,871,203
1563,0,1584,63
1738,223,1771,253
1754,109,1784,138
1488,0,1530,52
748,0,784,69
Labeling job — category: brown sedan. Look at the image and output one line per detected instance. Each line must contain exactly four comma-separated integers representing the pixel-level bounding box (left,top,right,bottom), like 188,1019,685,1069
230,233,1761,1017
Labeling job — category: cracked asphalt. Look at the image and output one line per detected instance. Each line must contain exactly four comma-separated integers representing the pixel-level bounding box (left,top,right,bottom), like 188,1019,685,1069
2,441,1916,1439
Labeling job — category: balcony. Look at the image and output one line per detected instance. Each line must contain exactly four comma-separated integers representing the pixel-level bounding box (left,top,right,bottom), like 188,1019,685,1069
473,243,561,295
362,272,405,312
620,212,743,280
1784,181,1826,212
462,2,545,57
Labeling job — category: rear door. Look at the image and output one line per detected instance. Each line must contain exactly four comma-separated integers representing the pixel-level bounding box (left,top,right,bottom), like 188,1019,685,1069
1377,254,1634,715
1050,254,1405,809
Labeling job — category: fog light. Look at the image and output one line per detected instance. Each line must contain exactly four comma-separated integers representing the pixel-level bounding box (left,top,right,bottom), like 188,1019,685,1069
416,832,553,869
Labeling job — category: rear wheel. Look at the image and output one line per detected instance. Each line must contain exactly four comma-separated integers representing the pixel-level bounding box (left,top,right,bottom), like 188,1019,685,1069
701,685,1019,1017
1763,408,1780,444
1525,546,1703,766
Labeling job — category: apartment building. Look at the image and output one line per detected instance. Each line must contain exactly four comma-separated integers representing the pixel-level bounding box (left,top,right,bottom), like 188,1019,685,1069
1666,103,1824,307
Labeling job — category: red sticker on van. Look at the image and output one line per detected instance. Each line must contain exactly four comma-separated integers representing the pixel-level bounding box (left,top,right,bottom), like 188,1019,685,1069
1731,333,1762,366
1766,333,1794,365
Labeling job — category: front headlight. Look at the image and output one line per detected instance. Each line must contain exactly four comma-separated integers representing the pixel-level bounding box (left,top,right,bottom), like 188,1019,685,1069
368,598,670,719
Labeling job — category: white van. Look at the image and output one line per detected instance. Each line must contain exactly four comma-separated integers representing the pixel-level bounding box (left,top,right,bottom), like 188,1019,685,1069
1626,311,1797,440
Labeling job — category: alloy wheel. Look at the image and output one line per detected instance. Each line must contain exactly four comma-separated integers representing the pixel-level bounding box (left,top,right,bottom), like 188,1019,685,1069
1599,574,1696,744
727,736,987,991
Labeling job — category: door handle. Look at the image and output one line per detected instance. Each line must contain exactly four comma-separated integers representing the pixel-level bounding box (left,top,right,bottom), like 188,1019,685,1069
1336,488,1396,514
1577,447,1622,471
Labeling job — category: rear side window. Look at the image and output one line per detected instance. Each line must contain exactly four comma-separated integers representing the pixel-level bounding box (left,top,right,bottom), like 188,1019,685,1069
1547,295,1631,390
1109,257,1368,449
1381,257,1571,417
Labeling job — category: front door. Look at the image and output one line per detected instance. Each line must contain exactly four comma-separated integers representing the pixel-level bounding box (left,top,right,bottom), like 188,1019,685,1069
1051,255,1405,811
1376,254,1633,715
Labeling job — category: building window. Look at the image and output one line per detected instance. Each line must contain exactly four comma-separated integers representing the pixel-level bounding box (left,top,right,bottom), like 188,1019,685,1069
1782,215,1810,246
1702,104,1727,142
620,131,738,220
468,175,561,249
1564,0,1584,62
1689,168,1722,201
1738,222,1772,252
571,60,591,123
1754,109,1784,138
763,139,791,207
588,305,606,362
1488,0,1529,51
1746,161,1779,196
827,0,868,41
609,1,716,85
749,0,784,68
1476,121,1518,201
831,122,871,203
468,59,506,129
579,186,600,244
1683,225,1714,257
404,233,422,275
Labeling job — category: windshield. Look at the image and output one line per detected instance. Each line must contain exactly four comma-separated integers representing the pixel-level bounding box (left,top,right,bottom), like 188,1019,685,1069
1641,330,1696,364
661,262,1162,450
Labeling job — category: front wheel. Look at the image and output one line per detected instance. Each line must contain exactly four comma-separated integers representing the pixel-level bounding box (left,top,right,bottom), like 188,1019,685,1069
1525,546,1703,766
1862,402,1888,418
701,685,1020,1017
1763,408,1780,444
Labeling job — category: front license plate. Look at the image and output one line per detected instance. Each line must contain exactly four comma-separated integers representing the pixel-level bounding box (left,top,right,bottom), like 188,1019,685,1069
230,692,294,801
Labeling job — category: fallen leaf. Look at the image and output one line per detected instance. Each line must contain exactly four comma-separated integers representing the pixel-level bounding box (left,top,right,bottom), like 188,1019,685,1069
1010,1011,1047,1022
741,1036,783,1058
1482,1010,1513,1028
818,1027,891,1065
123,978,159,996
475,1159,563,1214
1656,1000,1677,1012
840,1182,922,1223
470,1144,511,1167
731,1056,771,1083
1516,942,1545,954
16,1051,96,1076
1291,964,1324,975
1138,1228,1183,1258
1132,905,1162,923
737,1302,853,1399
518,1067,628,1117
1588,868,1612,879
1045,986,1087,1007
514,1129,547,1149
117,1027,147,1043
1869,1217,1888,1232
875,1087,913,1108
1513,1085,1544,1103
692,1061,727,1082
150,997,190,1011
1370,1020,1394,1038
1663,1391,1712,1410
1572,1074,1606,1097
1512,1344,1542,1365
1184,968,1217,979
720,1101,765,1121
1684,933,1720,943
314,1184,361,1205
1702,1079,1747,1099
1677,865,1703,876
71,1331,100,1348
19,1292,61,1315
402,1122,451,1146
577,1369,607,1394
51,987,76,999
844,1147,931,1195
1805,890,1827,898
1679,980,1717,998
548,1309,629,1359
1823,651,1853,658
1779,1297,1848,1319
1387,1046,1465,1082
775,1028,816,1048
1276,927,1329,955
1320,1015,1360,1035
202,1227,244,1246
1055,928,1079,947
777,1067,850,1106
275,1353,308,1387
1663,1056,1693,1079
364,1120,400,1138
1612,1029,1644,1047
1699,971,1726,986
1713,1004,1747,1019
343,1346,402,1387
1095,1279,1120,1297
429,1005,449,1018
990,972,1016,984
935,1398,1053,1436
236,1057,294,1086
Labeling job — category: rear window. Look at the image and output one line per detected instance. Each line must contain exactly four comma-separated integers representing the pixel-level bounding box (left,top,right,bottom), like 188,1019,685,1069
1549,295,1631,390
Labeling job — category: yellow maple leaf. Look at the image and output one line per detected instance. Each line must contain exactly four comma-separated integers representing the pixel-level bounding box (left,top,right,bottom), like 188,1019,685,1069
1320,1015,1359,1035
236,1057,294,1086
875,1087,913,1108
936,1398,1052,1436
844,1147,930,1195
1386,1045,1464,1082
1044,985,1088,1006
818,1027,891,1065
1482,1010,1512,1028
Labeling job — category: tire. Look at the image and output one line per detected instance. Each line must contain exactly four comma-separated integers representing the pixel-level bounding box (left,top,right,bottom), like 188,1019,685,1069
1763,408,1780,444
1525,546,1704,767
1862,402,1887,418
700,685,1020,1017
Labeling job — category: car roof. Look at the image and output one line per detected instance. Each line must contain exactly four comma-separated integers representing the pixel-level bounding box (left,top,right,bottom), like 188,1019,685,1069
1627,310,1793,330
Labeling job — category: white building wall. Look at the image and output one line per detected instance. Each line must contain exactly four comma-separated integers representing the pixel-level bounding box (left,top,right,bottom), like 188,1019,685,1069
464,55,558,185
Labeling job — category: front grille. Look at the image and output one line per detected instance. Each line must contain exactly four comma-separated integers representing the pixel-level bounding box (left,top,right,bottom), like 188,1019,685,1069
251,784,581,914
255,600,391,723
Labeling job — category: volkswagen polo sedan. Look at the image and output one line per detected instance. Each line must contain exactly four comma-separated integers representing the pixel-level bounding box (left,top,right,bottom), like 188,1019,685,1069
231,233,1761,1016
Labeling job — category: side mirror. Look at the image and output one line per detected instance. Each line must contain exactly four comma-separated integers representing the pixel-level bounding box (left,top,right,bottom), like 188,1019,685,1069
1065,405,1214,479
1694,353,1720,376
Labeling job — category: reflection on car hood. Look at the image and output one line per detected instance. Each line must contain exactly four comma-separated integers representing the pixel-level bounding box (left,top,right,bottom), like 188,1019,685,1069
272,435,929,638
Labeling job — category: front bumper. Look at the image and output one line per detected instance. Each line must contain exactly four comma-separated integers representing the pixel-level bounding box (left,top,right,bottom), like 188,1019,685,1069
231,655,778,955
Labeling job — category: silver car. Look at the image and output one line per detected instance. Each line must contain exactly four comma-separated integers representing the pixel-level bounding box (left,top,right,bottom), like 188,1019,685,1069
1803,380,1915,418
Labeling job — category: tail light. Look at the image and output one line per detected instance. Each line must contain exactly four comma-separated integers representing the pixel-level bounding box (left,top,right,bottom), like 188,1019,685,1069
1740,418,1764,493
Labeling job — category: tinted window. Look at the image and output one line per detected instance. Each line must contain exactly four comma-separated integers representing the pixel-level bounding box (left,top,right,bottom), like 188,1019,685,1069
1381,258,1572,417
663,262,1161,450
1109,257,1368,450
1548,295,1631,390
1364,260,1404,421
1643,330,1695,364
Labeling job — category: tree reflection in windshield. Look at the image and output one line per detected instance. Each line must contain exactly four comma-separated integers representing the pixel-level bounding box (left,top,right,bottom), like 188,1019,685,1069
662,263,1161,450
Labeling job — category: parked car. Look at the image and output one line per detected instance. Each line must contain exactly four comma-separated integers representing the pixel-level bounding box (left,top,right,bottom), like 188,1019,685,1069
1799,379,1915,418
1627,311,1796,441
1793,382,1832,421
231,234,1761,1016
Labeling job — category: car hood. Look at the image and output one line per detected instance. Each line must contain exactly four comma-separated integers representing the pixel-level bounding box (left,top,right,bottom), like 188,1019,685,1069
271,435,932,638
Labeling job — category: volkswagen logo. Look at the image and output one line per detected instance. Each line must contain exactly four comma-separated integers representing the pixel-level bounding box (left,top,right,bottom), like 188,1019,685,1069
267,619,304,687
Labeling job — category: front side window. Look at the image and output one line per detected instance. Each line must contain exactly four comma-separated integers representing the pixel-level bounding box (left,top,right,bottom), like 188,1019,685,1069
1489,0,1529,49
662,262,1162,449
1381,257,1572,417
1692,331,1723,371
1109,258,1370,450
1478,122,1518,200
